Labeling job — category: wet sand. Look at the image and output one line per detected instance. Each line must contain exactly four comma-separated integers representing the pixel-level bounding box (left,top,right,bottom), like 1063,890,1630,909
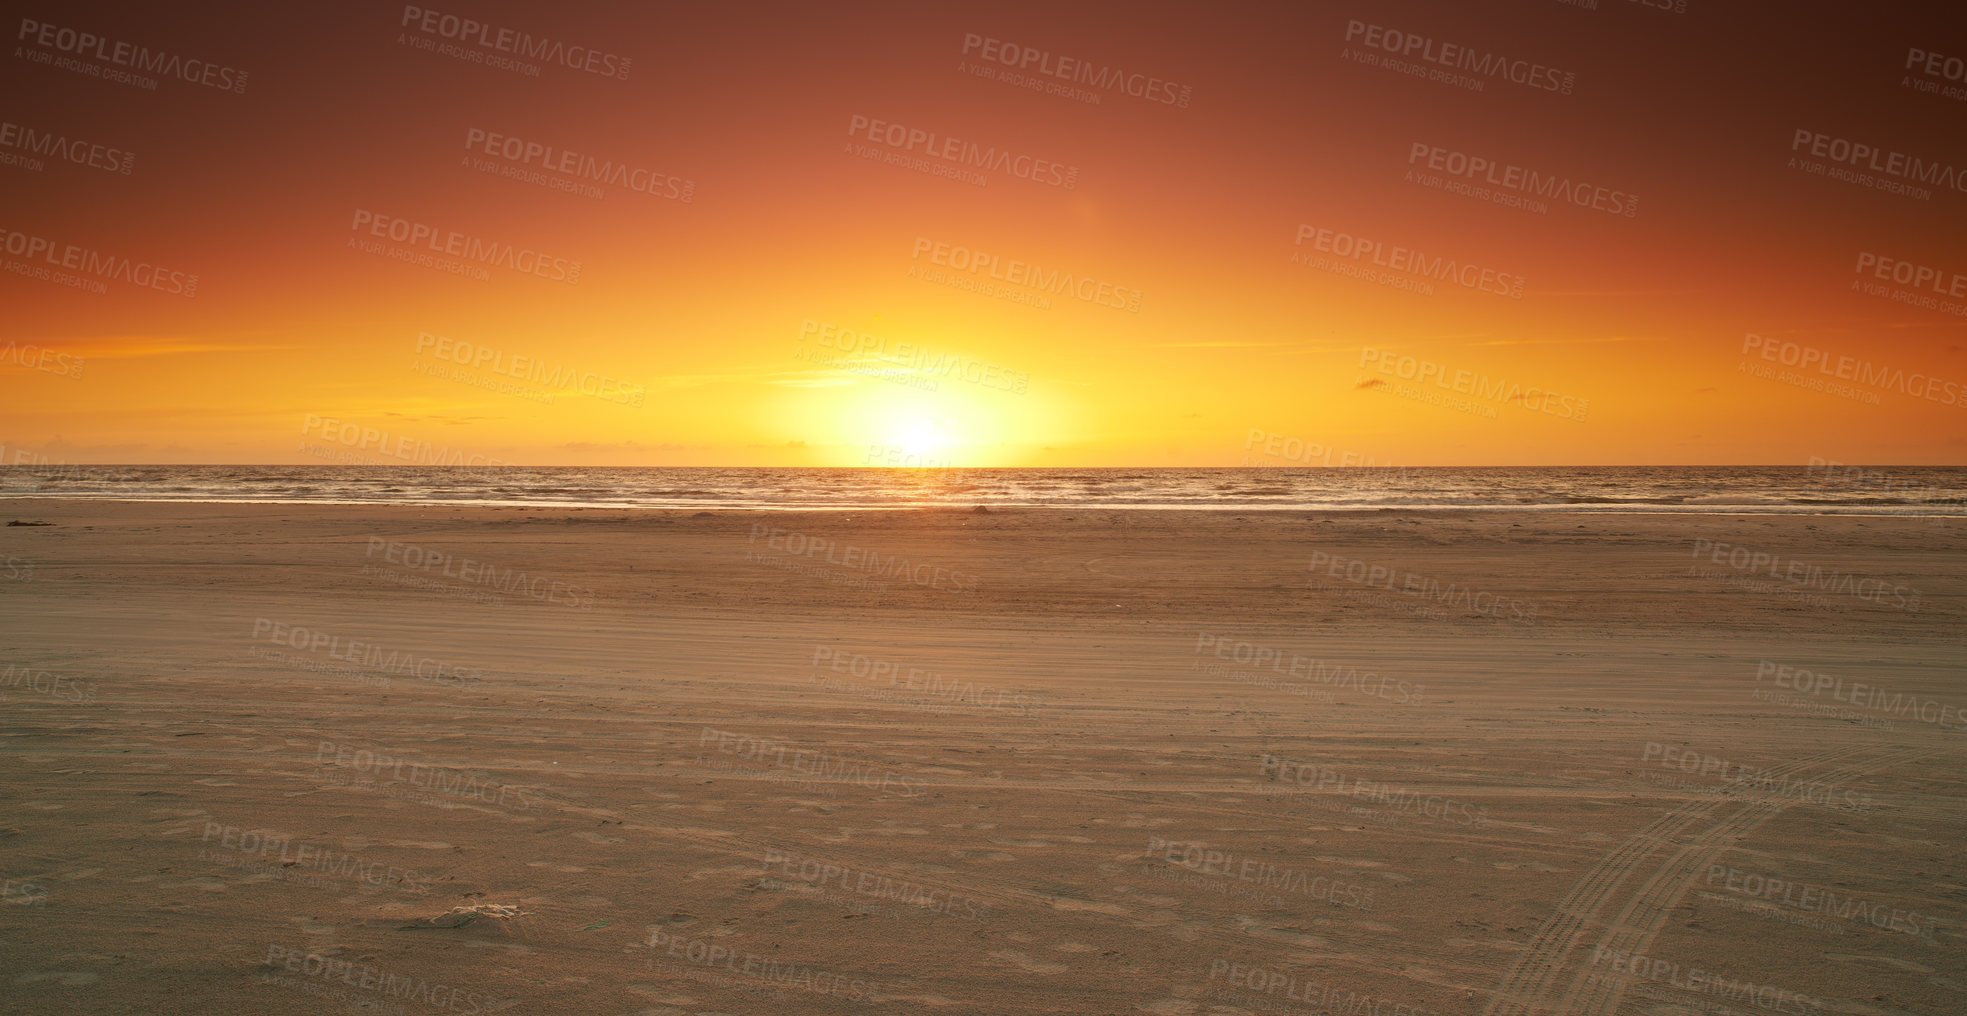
1,500,1962,1014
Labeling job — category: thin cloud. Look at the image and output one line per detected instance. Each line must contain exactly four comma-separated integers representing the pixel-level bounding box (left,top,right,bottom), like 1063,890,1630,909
1462,335,1667,347
1149,341,1292,349
1537,288,1715,297
378,412,503,425
4,336,303,359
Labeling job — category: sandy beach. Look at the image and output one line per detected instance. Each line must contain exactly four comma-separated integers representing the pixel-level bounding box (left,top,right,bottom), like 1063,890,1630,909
1,500,1962,1015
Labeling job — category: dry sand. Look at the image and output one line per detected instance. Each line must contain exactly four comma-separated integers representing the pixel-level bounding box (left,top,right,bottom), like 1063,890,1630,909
0,500,1962,1015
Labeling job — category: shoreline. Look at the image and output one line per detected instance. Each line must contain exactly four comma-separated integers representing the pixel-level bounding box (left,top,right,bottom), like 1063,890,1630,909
2,494,1962,517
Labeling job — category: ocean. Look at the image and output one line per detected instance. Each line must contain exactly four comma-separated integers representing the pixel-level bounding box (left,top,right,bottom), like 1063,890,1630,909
1,465,1963,514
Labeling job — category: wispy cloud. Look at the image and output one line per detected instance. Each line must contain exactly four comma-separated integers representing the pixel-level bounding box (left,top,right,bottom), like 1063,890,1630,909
1462,335,1666,348
5,335,302,359
1149,341,1292,349
377,412,504,426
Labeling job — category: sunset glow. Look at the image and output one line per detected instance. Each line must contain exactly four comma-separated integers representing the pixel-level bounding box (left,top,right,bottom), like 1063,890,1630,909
4,2,1964,466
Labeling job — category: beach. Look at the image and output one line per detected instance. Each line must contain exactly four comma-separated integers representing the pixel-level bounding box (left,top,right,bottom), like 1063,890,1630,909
1,499,1961,1014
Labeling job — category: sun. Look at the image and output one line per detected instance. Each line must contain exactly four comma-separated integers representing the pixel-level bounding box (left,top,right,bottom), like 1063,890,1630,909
890,417,953,461
775,378,1054,467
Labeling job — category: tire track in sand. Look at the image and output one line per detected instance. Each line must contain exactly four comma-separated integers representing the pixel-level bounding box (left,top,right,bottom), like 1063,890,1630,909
1481,744,1867,1016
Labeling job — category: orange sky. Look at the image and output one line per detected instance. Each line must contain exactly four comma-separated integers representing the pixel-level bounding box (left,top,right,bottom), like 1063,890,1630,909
3,0,1964,466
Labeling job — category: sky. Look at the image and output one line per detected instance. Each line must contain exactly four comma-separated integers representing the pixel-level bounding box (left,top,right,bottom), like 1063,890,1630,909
3,0,1965,467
